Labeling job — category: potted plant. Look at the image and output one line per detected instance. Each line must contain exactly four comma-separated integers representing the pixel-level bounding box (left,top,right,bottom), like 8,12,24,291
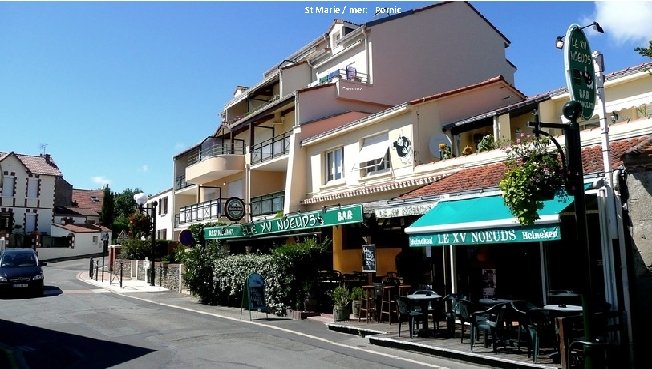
499,135,566,225
350,287,364,318
477,134,496,152
439,143,452,160
330,286,351,322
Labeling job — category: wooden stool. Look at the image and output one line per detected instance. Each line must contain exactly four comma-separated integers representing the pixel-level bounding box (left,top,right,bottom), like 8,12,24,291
379,284,399,324
359,285,376,322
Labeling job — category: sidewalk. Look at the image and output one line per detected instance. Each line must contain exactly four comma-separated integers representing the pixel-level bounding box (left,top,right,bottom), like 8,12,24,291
77,273,559,369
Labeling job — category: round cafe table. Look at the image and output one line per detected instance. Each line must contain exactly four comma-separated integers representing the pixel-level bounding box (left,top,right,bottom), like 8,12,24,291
543,304,582,315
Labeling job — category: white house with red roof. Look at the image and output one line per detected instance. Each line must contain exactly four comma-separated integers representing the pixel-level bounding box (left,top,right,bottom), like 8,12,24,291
0,152,62,247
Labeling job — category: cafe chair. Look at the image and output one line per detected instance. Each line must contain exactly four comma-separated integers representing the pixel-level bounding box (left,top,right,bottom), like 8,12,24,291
359,285,377,323
449,296,473,343
566,310,623,369
526,308,556,363
397,296,427,338
470,302,509,352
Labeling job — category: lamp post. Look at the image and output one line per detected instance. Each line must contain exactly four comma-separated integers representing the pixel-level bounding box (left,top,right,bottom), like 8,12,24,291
101,232,109,280
134,193,157,287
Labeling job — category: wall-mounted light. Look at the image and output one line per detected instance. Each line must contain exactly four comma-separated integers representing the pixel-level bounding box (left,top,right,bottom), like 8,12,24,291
555,36,565,49
611,112,619,124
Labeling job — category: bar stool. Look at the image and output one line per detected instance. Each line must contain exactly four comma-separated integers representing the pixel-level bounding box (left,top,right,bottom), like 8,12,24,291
359,285,376,322
379,278,400,324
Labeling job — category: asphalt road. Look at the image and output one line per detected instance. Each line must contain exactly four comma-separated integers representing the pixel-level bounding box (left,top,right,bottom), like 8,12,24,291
0,259,491,369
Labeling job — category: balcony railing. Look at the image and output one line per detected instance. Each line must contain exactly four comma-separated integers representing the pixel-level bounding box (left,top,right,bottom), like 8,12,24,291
251,131,292,165
251,191,285,217
318,68,368,85
175,175,192,190
188,142,245,166
176,198,226,226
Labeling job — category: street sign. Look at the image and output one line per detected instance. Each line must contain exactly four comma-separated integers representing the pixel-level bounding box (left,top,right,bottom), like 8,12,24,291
564,24,596,120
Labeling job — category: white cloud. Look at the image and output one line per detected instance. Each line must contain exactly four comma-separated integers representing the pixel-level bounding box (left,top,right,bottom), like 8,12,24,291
141,164,149,173
91,176,111,186
594,1,652,46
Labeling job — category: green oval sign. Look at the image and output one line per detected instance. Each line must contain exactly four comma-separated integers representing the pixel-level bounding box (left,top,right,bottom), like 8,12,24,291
564,24,596,120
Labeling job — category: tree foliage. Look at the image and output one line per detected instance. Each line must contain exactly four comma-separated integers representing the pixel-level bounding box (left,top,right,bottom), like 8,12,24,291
100,185,114,227
635,40,652,58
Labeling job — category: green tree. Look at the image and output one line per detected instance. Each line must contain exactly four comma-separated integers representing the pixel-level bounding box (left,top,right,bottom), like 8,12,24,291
100,185,114,227
111,188,143,237
635,40,652,58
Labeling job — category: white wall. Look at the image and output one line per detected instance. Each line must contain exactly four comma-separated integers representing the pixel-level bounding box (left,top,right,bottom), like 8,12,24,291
149,190,173,241
1,155,55,235
364,2,515,105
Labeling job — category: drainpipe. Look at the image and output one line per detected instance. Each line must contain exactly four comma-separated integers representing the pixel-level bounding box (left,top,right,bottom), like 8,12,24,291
613,169,635,367
594,50,620,310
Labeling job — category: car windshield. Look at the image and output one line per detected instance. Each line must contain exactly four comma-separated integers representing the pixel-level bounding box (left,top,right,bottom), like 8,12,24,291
1,253,37,267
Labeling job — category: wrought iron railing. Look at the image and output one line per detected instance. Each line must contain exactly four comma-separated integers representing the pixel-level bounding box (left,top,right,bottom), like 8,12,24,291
250,191,285,217
175,175,192,190
187,141,245,166
251,131,292,165
318,68,368,84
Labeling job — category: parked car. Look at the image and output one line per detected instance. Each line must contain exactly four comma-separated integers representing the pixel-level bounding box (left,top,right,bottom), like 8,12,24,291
0,248,46,297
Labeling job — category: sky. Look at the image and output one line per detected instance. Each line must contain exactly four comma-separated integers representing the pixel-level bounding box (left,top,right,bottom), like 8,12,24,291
1,1,651,195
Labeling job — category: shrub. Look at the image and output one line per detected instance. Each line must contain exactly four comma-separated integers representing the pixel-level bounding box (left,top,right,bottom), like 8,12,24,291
119,238,150,260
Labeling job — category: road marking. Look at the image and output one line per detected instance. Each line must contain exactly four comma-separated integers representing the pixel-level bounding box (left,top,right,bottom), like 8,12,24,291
126,295,449,369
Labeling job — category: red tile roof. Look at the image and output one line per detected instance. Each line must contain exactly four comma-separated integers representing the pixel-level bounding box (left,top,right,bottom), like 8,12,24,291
0,152,62,176
408,75,525,106
72,189,104,214
400,135,650,200
53,223,110,234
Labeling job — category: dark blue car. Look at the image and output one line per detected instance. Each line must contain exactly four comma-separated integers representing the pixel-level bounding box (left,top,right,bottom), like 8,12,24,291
0,248,46,297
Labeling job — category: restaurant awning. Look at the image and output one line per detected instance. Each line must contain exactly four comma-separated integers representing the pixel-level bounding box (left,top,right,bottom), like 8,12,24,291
405,193,573,247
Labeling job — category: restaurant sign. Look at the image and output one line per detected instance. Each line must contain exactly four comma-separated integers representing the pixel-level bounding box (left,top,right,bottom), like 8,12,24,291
204,204,363,240
249,204,363,236
204,224,246,240
409,225,561,247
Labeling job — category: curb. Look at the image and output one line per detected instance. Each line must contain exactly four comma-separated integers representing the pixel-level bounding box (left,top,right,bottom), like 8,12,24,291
368,336,554,369
327,323,386,337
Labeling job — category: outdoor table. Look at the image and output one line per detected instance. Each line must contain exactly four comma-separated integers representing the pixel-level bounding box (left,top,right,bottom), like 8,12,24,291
406,292,442,336
544,304,583,315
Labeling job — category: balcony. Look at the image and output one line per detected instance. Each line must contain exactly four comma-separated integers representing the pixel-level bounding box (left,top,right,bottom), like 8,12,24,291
185,142,246,185
251,131,292,166
251,191,285,217
175,175,192,190
175,198,226,226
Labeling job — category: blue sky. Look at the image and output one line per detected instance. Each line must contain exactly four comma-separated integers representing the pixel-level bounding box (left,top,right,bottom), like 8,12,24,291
1,1,651,195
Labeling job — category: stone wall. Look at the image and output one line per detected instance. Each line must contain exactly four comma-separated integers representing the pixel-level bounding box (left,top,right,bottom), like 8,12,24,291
111,258,187,293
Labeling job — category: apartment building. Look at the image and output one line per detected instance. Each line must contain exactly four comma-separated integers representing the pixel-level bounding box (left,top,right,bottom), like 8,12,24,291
172,1,517,243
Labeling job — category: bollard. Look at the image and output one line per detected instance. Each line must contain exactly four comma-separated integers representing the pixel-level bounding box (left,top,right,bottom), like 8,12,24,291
159,264,163,287
94,261,99,281
120,262,123,288
89,258,94,279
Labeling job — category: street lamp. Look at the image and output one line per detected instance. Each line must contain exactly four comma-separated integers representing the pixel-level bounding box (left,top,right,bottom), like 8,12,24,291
555,22,604,49
134,193,157,286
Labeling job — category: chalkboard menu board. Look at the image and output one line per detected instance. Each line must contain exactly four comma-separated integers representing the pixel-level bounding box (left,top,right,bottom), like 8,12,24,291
362,244,376,273
242,273,268,320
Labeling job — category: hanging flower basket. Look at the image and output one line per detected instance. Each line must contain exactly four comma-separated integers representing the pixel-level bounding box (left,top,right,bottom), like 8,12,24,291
499,135,566,226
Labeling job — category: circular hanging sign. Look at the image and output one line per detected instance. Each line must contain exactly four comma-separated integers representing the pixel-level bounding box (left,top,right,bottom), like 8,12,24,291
563,24,596,121
224,197,246,221
179,229,195,246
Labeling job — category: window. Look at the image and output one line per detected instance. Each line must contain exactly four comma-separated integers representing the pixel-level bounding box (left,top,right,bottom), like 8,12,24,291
27,178,39,199
362,150,390,176
25,214,37,233
358,133,390,176
158,196,169,215
2,176,15,197
92,236,99,244
325,147,344,182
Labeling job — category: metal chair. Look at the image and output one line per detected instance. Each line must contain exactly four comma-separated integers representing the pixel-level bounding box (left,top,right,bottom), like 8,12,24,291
397,296,427,338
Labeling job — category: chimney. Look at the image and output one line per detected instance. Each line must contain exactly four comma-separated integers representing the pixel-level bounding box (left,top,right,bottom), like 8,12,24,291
234,86,249,97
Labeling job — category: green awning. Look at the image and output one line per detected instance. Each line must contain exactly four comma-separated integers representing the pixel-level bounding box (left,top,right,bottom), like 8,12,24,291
405,194,573,247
